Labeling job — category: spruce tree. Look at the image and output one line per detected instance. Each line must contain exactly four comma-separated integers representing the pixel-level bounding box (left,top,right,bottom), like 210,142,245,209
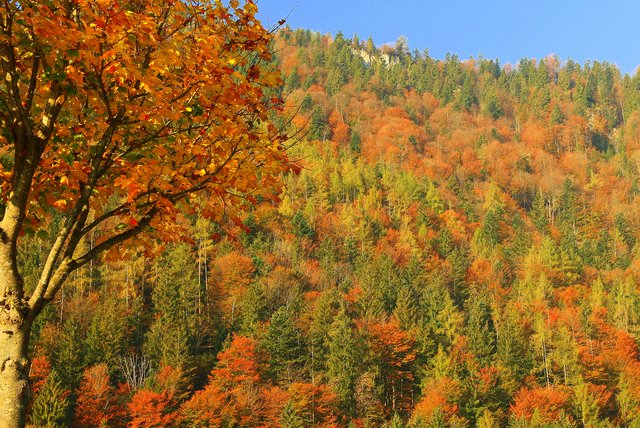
327,309,361,415
144,244,200,368
280,401,306,428
465,294,497,363
29,370,69,428
264,306,303,383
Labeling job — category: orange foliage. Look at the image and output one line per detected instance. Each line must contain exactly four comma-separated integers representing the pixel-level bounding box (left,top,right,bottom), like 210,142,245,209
287,383,339,427
212,251,255,324
368,321,416,414
412,377,460,423
29,356,51,399
128,389,178,428
213,252,255,290
329,109,350,145
181,335,264,426
259,386,290,426
510,386,570,423
74,364,125,427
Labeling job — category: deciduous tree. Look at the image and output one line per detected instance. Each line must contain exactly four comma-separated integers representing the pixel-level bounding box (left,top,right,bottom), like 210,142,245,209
0,0,290,425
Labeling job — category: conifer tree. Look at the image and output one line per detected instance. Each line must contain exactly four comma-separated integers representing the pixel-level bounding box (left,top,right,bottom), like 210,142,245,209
144,244,200,368
264,307,304,384
280,401,306,428
327,309,361,415
29,370,69,428
465,294,497,363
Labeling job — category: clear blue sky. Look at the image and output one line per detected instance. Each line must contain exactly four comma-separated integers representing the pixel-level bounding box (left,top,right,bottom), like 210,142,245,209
257,0,640,75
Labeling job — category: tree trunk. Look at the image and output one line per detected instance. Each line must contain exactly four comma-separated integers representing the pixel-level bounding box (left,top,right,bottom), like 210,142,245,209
0,306,30,428
0,243,32,428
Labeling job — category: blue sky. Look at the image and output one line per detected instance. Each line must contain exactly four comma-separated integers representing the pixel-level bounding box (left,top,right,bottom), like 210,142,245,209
257,0,640,75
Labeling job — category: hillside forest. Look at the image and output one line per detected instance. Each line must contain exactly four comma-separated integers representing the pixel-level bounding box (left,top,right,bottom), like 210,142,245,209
21,27,640,427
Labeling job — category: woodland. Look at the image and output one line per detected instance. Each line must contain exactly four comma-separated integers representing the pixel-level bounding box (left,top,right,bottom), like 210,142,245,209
8,3,640,427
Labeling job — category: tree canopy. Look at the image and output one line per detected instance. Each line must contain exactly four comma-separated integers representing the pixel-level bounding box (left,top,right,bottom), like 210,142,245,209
0,1,291,426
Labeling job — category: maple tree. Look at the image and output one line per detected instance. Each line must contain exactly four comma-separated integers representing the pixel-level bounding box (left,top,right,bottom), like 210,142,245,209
0,0,291,426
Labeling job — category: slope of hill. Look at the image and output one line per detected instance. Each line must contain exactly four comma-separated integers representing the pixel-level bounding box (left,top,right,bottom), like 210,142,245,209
23,27,640,426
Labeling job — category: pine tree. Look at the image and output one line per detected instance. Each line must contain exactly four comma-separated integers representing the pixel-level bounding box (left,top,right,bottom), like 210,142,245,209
264,306,303,384
29,370,69,428
327,309,361,415
465,293,497,363
144,244,200,368
280,400,306,428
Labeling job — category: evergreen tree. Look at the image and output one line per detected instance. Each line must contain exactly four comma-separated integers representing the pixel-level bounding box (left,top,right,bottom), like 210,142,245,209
84,293,129,375
550,104,565,125
29,370,69,428
144,244,200,368
280,400,306,428
309,106,330,141
327,309,361,415
264,306,303,383
49,317,86,390
465,293,497,363
239,283,268,335
394,284,420,330
530,191,549,232
454,73,477,111
308,291,339,376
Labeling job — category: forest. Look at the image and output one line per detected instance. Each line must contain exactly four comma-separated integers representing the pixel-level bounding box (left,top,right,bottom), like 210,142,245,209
17,23,640,427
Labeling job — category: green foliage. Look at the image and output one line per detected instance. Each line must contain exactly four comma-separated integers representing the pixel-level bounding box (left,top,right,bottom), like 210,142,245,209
264,306,304,383
327,309,362,415
30,370,69,428
280,401,306,428
144,243,201,368
23,26,640,428
465,293,497,363
49,317,86,389
85,293,129,374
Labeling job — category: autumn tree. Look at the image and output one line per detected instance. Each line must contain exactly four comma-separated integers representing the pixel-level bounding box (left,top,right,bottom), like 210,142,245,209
73,364,125,427
368,321,416,415
0,1,291,426
181,335,265,426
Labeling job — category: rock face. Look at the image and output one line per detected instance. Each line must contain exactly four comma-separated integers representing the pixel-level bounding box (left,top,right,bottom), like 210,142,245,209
352,48,400,66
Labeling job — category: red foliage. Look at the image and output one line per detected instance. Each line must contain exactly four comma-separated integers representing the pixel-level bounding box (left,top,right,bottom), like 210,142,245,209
510,386,569,423
29,355,51,399
181,335,264,426
74,364,125,427
128,389,178,428
368,321,416,415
